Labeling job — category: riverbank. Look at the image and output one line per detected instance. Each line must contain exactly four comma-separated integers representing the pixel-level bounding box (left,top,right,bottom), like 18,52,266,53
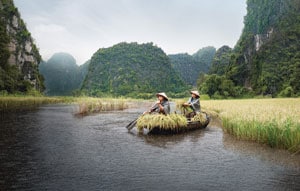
201,98,300,153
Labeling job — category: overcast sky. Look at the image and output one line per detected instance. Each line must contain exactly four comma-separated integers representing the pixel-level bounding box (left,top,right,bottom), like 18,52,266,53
14,0,246,65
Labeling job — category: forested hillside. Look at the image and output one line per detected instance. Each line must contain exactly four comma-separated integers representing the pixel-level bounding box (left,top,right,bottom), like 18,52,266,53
200,0,300,98
169,46,216,86
39,53,87,96
81,42,188,98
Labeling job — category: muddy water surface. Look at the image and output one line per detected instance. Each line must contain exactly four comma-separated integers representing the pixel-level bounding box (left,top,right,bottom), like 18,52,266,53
0,104,299,190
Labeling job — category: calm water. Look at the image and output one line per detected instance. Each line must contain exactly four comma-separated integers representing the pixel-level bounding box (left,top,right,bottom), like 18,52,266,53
0,104,299,191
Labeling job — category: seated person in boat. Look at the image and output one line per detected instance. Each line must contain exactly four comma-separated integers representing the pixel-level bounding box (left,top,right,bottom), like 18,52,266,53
143,92,170,115
182,90,201,118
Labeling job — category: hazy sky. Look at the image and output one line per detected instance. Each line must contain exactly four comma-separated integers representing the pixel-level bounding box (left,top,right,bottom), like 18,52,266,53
14,0,246,65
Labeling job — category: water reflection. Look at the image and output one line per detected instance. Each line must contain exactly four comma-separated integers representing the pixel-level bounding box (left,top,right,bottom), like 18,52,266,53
131,129,206,148
0,111,40,190
223,133,300,168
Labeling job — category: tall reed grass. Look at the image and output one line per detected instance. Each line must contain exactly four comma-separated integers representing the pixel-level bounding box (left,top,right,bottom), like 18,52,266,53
0,96,66,112
201,98,300,153
0,96,129,114
76,97,128,115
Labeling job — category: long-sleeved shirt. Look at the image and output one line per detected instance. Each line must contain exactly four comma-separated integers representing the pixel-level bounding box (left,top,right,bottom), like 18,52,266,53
187,97,201,112
150,100,170,114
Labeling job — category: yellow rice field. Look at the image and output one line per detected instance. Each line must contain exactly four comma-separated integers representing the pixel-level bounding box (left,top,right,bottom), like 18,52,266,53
201,98,300,153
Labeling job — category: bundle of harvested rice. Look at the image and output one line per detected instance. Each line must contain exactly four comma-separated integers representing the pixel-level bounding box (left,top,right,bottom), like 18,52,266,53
191,112,208,123
137,114,188,132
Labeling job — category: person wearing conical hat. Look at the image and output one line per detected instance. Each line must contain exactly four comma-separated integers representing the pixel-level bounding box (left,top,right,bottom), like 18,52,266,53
182,90,201,118
144,92,170,115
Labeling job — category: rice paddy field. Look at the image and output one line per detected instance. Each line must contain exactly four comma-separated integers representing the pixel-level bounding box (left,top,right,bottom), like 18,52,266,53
200,98,300,153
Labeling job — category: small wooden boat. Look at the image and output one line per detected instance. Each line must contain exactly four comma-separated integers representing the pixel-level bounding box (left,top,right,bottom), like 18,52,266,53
148,118,210,134
144,112,210,135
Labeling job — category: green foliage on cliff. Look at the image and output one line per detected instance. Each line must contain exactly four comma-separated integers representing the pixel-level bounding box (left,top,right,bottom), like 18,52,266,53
39,53,87,96
192,46,216,70
0,18,9,68
169,47,216,86
209,46,232,75
169,53,201,86
233,0,300,96
81,42,188,97
0,0,43,94
78,60,90,86
200,0,300,98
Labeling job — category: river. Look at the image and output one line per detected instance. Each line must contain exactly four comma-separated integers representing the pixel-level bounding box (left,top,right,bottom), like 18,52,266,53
0,104,299,190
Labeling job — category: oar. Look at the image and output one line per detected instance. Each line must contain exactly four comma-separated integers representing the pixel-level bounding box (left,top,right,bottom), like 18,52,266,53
126,117,139,130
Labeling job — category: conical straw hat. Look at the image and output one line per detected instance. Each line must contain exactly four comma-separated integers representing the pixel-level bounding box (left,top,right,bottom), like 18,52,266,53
190,90,200,97
156,92,169,100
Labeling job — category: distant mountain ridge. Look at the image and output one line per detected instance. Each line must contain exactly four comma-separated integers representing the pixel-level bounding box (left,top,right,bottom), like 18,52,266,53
39,53,88,96
169,46,216,86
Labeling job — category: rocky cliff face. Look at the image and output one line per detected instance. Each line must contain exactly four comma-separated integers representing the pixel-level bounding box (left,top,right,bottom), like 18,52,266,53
228,0,300,95
0,0,42,93
254,28,274,52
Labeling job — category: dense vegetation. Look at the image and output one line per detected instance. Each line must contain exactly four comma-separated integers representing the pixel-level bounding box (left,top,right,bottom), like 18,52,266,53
81,42,188,98
192,46,216,71
0,0,43,95
39,53,88,96
209,46,232,75
169,46,216,86
169,53,200,86
199,0,300,98
0,14,11,93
